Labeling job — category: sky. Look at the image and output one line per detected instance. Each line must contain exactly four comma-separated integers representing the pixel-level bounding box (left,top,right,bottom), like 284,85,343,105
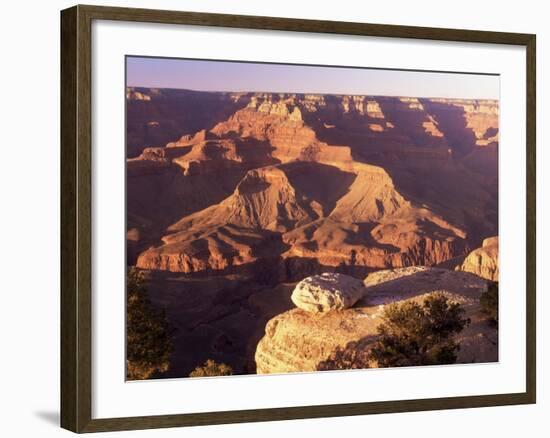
126,56,499,100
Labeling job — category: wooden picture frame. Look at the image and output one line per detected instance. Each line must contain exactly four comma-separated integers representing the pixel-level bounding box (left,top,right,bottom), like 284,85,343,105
61,4,536,433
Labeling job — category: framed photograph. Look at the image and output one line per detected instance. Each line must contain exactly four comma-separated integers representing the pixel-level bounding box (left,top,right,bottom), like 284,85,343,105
60,4,536,433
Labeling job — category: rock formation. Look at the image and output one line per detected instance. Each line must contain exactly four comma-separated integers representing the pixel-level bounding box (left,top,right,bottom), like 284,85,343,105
131,91,496,276
291,273,366,313
126,88,500,379
126,87,250,157
126,87,151,101
255,267,497,374
456,236,499,281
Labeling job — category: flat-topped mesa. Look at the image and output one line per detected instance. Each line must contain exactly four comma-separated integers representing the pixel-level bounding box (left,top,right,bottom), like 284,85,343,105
210,105,317,163
255,267,496,375
456,236,499,282
291,273,366,313
167,129,279,176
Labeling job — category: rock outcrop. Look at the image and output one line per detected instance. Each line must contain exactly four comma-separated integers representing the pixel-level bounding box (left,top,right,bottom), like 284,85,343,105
126,87,249,157
456,236,499,281
291,273,366,313
129,90,499,281
126,88,151,101
134,94,476,275
126,88,501,379
255,267,497,374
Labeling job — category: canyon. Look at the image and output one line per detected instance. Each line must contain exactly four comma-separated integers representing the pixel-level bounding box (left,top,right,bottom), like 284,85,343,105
126,87,499,378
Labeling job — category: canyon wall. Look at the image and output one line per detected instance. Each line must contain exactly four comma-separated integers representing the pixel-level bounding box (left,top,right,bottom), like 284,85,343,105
128,90,498,277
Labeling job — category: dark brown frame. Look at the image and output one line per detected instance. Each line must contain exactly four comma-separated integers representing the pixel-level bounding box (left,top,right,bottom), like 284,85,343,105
61,4,536,433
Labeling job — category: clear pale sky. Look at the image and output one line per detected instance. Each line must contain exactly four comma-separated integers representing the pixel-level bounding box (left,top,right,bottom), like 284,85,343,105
126,56,499,100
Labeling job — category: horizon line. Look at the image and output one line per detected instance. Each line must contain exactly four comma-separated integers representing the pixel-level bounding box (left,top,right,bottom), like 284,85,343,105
126,56,500,100
126,85,500,102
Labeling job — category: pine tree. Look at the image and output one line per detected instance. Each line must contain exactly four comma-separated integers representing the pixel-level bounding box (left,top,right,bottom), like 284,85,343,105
126,268,173,380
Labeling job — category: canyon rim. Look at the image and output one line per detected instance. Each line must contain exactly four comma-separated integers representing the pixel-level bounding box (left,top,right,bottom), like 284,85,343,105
125,57,499,380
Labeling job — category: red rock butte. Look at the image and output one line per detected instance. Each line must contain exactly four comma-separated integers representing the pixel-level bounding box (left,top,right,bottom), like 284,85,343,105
127,89,498,278
125,87,499,378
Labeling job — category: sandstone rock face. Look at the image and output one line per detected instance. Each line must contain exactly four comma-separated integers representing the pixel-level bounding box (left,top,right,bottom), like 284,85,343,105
127,89,500,379
126,87,249,157
291,273,366,313
129,91,498,280
133,94,480,274
255,267,496,374
456,236,499,281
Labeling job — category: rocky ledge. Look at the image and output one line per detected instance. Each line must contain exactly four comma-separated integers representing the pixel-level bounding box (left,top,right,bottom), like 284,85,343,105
456,236,499,282
255,267,497,374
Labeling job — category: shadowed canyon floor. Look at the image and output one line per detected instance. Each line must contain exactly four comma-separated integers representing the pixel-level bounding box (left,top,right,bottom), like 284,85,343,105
126,88,499,378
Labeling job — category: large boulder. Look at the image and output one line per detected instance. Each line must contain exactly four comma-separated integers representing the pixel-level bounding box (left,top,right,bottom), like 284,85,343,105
290,273,366,313
255,267,497,374
456,236,499,281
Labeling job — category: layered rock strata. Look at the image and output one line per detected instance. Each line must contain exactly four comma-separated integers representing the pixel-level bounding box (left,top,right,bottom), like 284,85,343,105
291,273,366,313
456,236,499,281
255,267,497,374
134,94,480,275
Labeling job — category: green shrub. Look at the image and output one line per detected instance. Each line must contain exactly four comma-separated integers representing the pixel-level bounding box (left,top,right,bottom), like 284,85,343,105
126,268,173,380
369,293,470,367
480,281,498,327
317,337,377,371
189,359,233,378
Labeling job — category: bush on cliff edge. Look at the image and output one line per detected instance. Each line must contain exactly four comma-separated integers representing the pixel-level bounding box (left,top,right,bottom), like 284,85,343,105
369,293,470,367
